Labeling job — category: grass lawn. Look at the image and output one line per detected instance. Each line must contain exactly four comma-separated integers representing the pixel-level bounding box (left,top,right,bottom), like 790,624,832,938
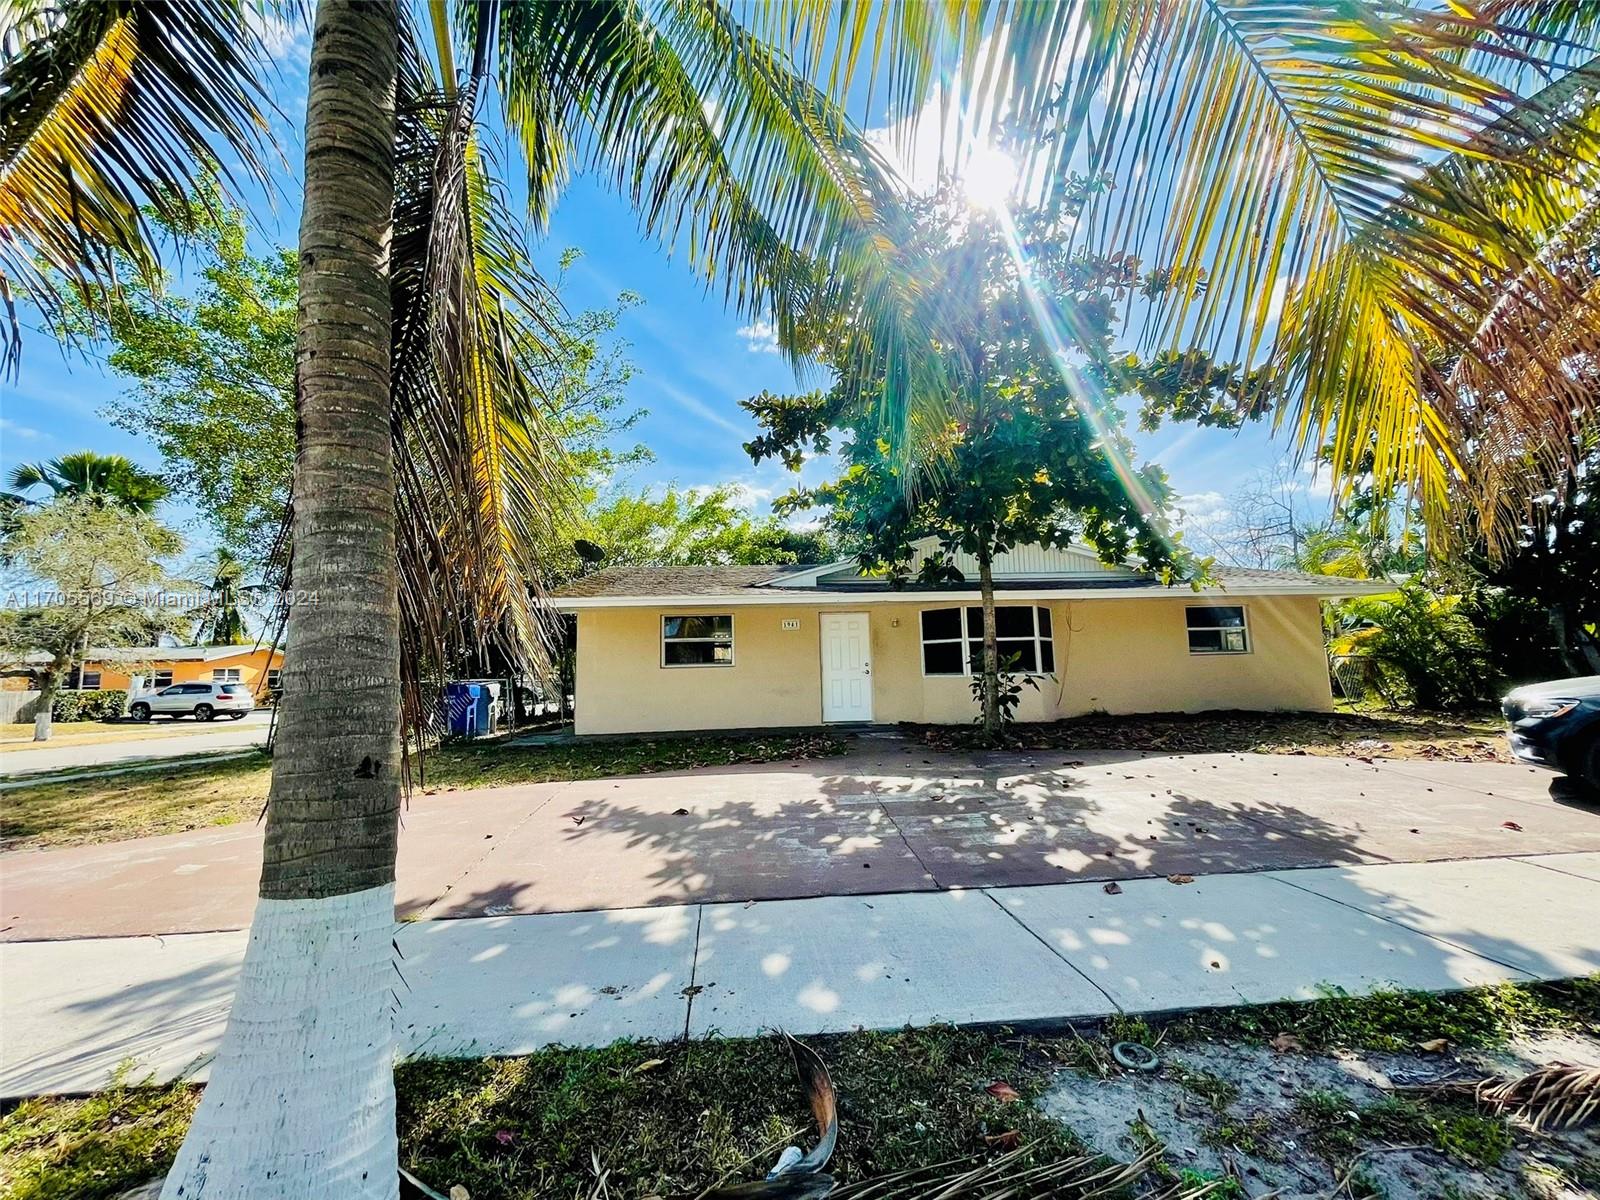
5,980,1593,1200
0,731,846,852
915,705,1510,763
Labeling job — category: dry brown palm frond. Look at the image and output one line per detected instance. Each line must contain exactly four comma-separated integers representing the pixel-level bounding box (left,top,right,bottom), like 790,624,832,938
825,1144,1216,1200
1402,1062,1600,1130
387,19,570,751
1476,1063,1600,1130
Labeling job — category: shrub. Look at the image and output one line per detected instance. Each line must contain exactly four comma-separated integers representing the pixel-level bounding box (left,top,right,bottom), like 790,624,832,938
51,690,129,722
1330,584,1494,710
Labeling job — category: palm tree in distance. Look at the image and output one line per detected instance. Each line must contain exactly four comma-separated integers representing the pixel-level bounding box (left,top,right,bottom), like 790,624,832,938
4,3,1600,1196
192,546,252,645
7,451,169,513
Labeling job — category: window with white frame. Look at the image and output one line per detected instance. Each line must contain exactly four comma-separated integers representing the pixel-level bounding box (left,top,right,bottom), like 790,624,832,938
661,615,734,667
212,667,243,683
265,668,282,691
79,671,102,690
152,669,174,689
1186,605,1249,654
920,606,1055,676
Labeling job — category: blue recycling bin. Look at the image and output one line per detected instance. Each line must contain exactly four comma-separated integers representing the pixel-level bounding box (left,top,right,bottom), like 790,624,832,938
472,685,495,732
445,683,484,736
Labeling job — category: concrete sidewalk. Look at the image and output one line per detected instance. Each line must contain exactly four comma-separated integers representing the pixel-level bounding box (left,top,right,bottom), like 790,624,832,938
5,852,1597,1098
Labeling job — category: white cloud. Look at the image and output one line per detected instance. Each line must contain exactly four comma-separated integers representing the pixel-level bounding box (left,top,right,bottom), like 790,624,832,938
1176,490,1233,530
736,319,781,354
0,418,44,441
656,383,748,438
245,7,309,64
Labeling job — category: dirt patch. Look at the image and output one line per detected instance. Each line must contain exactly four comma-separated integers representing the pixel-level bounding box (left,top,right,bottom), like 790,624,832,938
1039,1033,1600,1198
910,708,1512,764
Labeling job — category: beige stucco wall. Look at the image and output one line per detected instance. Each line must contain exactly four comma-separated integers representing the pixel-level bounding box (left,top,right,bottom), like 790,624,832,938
572,595,1333,735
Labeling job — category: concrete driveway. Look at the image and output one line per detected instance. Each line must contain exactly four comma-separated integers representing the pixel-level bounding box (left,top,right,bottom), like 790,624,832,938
0,711,272,779
5,745,1597,941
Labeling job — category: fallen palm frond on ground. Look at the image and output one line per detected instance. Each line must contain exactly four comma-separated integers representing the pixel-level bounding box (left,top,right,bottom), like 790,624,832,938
1404,1064,1600,1131
827,1144,1221,1199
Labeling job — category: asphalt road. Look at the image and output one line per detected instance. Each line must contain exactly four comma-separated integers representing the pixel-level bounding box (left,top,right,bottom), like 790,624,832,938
0,710,273,778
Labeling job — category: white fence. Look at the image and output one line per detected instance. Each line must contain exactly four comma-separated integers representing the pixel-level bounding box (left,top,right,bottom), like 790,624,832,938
0,690,42,723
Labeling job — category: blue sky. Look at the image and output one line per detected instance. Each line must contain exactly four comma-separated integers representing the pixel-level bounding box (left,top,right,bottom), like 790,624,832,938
0,15,1325,563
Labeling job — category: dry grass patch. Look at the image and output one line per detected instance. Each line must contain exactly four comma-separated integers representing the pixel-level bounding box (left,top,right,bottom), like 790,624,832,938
0,756,271,852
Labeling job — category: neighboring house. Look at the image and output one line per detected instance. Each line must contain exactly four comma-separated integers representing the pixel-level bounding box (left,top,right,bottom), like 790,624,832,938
23,645,284,699
552,540,1390,736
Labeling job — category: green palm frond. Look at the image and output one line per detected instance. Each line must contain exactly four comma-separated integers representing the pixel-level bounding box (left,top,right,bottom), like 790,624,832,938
388,21,571,733
749,2,1600,534
1281,59,1600,542
483,0,947,447
0,0,279,371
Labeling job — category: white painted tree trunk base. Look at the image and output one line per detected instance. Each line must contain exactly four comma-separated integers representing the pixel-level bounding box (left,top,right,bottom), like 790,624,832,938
161,884,399,1200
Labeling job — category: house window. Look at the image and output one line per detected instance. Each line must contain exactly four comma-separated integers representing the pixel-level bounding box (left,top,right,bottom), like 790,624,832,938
265,668,282,691
79,671,102,690
152,669,174,689
920,606,1055,676
662,615,734,667
212,668,243,683
1186,605,1249,654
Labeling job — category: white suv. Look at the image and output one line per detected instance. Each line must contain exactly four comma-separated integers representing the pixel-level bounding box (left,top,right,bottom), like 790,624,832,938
130,682,256,722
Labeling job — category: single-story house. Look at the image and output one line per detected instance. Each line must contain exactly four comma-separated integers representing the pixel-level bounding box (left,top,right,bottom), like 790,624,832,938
21,644,284,698
552,540,1390,736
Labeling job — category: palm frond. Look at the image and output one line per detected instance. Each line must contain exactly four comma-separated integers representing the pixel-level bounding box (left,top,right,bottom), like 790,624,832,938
749,3,1600,534
484,0,949,450
1280,60,1600,544
389,28,571,738
0,0,279,372
1406,1063,1600,1131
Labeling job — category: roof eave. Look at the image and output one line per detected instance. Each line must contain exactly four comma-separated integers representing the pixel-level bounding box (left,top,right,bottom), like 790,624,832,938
553,579,1392,610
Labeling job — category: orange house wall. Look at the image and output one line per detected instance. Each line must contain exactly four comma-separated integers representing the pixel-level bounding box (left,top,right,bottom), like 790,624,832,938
81,648,285,695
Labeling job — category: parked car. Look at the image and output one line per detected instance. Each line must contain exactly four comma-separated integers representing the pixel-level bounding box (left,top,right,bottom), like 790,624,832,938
129,682,256,722
1501,675,1600,788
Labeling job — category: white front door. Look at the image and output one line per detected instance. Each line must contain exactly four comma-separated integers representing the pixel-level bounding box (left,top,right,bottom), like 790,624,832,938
820,612,873,722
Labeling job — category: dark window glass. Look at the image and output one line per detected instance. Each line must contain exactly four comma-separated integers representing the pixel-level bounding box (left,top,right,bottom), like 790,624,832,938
152,671,174,688
965,606,984,636
994,606,1035,637
1186,605,1245,629
997,640,1038,673
921,608,962,640
1040,640,1055,672
665,641,733,666
1187,628,1225,653
665,615,731,640
219,684,246,694
922,641,965,675
1037,606,1052,636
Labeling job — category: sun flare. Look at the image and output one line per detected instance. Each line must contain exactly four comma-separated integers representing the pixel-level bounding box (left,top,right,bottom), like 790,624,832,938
962,144,1019,212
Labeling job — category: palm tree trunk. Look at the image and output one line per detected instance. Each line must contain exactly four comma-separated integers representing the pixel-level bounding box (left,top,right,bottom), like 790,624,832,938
978,546,1000,744
161,3,402,1196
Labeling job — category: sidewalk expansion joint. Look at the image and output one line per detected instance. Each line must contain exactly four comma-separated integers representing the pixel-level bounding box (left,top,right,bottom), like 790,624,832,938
411,780,572,919
1515,853,1600,884
874,803,941,889
681,905,705,1040
1263,870,1539,979
978,888,1124,1015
